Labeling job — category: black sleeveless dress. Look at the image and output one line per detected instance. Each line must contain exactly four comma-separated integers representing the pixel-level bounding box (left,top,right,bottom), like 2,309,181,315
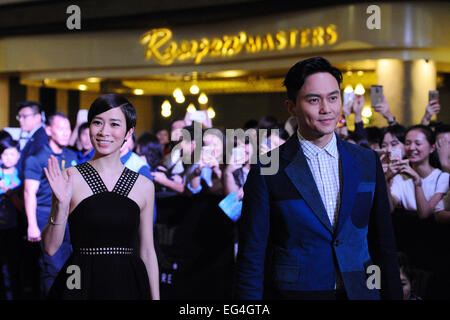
48,162,151,300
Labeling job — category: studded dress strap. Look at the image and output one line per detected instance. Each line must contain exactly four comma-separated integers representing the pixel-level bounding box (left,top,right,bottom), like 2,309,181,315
112,167,139,197
76,162,108,194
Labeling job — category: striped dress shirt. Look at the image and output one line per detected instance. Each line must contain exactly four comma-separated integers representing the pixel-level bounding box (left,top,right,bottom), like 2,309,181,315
297,131,341,229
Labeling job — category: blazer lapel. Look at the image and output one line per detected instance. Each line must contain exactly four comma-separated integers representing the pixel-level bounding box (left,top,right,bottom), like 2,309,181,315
283,136,333,234
335,138,361,236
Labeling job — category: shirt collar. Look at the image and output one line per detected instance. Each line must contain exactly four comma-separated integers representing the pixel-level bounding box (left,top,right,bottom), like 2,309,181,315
297,130,339,159
27,124,43,138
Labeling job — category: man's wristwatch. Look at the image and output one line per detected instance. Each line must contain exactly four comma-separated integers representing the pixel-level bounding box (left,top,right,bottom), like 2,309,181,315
387,116,397,126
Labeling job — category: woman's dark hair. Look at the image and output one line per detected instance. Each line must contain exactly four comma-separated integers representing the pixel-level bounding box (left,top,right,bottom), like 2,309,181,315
381,124,407,145
346,132,371,149
398,252,415,284
77,122,90,137
365,126,383,148
405,124,435,146
0,139,19,155
283,56,342,102
0,130,13,145
88,93,136,133
136,132,163,169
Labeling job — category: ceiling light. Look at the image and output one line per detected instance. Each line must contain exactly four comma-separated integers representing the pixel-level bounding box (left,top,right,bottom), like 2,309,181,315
187,103,196,113
354,84,365,95
198,93,208,104
190,84,200,95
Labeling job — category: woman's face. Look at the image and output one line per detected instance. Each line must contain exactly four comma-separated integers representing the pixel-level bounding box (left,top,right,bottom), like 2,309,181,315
89,107,133,155
382,132,405,160
203,134,223,163
405,129,434,165
400,268,411,300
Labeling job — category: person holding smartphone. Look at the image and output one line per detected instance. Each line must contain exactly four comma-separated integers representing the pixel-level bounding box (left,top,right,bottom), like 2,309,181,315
421,91,441,126
388,125,449,219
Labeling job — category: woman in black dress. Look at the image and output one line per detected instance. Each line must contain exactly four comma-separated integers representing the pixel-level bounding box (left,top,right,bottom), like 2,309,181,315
42,94,159,299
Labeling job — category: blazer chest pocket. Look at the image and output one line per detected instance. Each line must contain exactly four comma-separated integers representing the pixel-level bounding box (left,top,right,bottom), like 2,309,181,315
274,265,300,283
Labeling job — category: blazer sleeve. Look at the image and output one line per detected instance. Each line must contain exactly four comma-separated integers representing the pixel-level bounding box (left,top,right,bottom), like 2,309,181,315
234,162,271,300
367,151,403,300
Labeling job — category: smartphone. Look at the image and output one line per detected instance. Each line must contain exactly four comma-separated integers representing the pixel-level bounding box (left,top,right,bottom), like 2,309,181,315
343,91,355,106
374,148,386,157
231,147,244,164
371,85,383,107
390,148,403,161
429,90,439,103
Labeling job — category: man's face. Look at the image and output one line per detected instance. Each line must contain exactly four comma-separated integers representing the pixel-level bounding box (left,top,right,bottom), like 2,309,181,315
79,127,93,151
47,116,71,148
17,106,41,132
286,72,341,142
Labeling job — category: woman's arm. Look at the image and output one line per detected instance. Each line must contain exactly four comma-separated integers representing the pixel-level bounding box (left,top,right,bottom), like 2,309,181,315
41,157,73,256
414,186,443,219
224,165,240,195
151,172,185,194
138,178,160,300
434,210,450,224
42,194,70,256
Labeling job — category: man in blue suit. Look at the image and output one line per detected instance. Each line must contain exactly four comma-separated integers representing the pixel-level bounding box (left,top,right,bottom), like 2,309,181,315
234,57,402,300
16,101,48,181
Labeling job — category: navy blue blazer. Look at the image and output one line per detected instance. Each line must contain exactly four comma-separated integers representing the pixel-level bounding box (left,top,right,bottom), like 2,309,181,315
234,134,402,300
17,126,49,180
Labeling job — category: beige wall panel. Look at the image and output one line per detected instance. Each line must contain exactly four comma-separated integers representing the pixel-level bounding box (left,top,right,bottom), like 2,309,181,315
0,76,9,128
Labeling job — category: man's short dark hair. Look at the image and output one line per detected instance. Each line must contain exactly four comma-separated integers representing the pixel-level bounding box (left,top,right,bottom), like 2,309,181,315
17,101,42,114
47,112,69,126
283,56,343,102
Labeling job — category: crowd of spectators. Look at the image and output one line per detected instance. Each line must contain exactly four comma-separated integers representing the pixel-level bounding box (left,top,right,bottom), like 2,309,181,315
0,89,449,300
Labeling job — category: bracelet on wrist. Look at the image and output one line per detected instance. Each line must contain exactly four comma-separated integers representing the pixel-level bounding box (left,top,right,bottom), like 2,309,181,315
49,215,67,226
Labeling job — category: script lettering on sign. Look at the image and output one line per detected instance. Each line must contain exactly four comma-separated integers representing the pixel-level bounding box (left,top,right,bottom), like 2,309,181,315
140,24,338,65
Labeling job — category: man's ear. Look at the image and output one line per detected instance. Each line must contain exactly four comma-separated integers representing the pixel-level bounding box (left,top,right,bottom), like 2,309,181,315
285,99,296,117
45,126,51,137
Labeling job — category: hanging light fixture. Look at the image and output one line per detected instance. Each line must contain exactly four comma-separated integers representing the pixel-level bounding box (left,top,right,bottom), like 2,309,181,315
344,85,353,93
187,103,196,113
78,84,87,91
207,107,215,119
173,88,183,99
362,106,373,118
161,100,171,117
133,89,144,95
190,84,200,95
175,95,185,103
198,93,208,104
354,84,365,95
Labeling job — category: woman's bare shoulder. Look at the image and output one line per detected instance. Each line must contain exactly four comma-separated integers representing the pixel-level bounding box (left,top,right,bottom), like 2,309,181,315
135,174,155,192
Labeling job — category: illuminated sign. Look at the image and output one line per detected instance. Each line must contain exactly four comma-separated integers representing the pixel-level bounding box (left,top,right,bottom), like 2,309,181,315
140,25,338,65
